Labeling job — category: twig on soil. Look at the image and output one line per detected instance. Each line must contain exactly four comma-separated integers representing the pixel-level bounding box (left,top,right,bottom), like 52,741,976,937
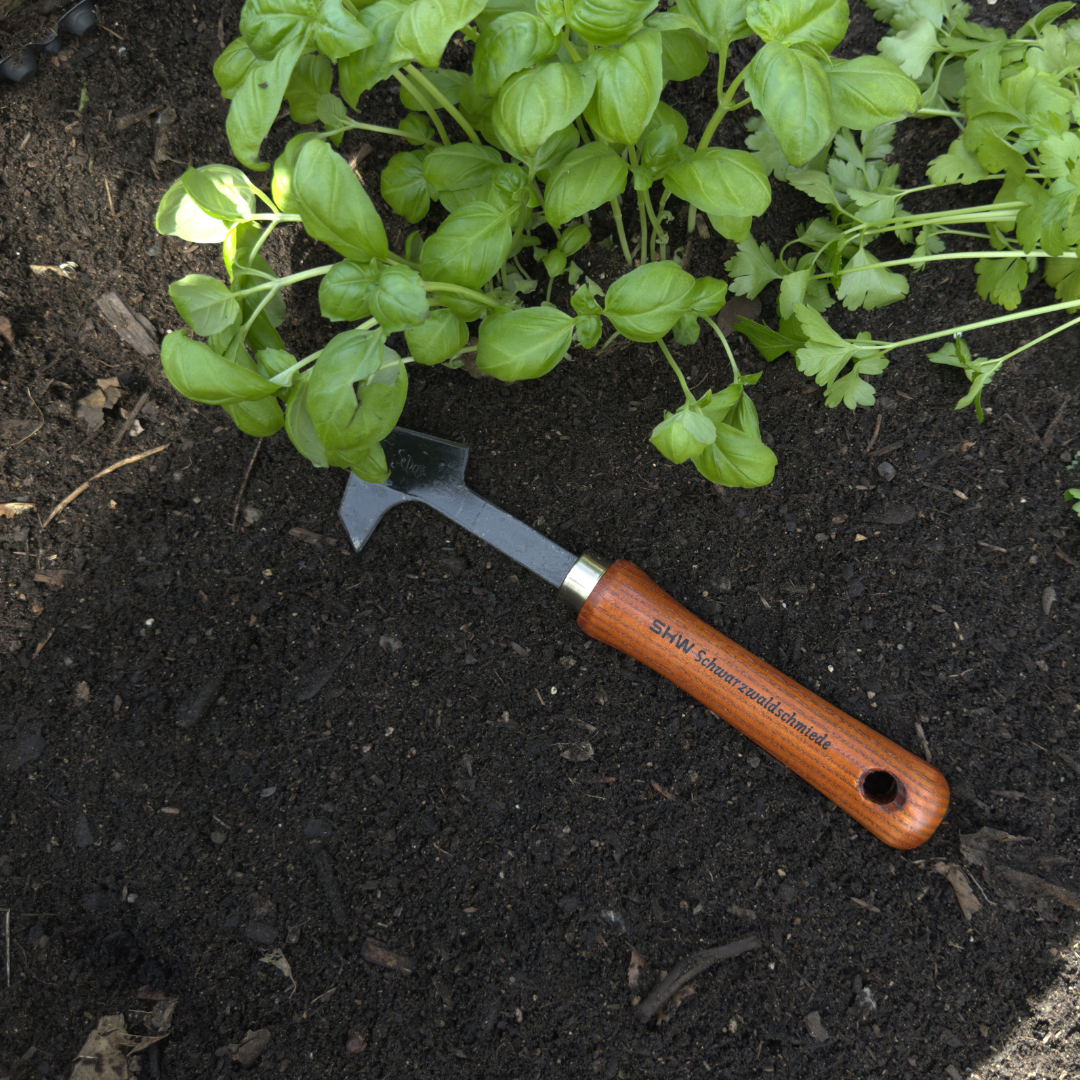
41,444,168,528
635,936,761,1024
109,389,150,447
8,389,44,449
867,414,882,452
230,438,263,530
1041,393,1071,449
3,908,9,988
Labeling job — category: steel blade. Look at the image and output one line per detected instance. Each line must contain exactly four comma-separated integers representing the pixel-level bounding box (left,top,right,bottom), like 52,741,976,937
339,428,579,590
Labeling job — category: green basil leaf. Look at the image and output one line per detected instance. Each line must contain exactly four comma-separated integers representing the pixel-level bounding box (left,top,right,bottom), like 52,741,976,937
644,99,689,146
689,275,728,315
180,165,259,223
532,0,565,34
381,149,433,223
693,422,776,487
312,0,376,59
493,61,597,161
475,306,575,380
285,52,333,124
533,124,582,183
405,308,470,364
368,265,430,331
240,0,369,60
156,177,232,244
543,143,630,228
583,30,663,146
543,249,568,278
338,0,412,108
169,274,243,337
347,441,391,483
575,313,602,348
226,30,309,171
566,0,658,46
475,12,559,97
271,132,320,214
223,395,286,438
745,42,835,167
161,332,280,406
672,312,701,346
558,223,592,255
674,0,750,51
293,139,390,260
395,0,488,68
603,260,697,341
423,143,504,192
314,93,347,132
826,56,921,131
746,0,847,49
663,147,771,219
640,123,680,175
571,285,603,317
284,379,330,468
255,348,297,378
214,38,258,100
420,201,514,289
693,383,776,487
306,329,388,450
319,258,381,321
651,404,716,464
482,163,530,211
661,27,709,81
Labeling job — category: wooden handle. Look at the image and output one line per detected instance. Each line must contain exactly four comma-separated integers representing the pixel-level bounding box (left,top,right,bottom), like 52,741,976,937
576,560,949,849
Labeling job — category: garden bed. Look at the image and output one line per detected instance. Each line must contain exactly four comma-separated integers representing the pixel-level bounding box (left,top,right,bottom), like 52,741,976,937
1,1,1078,1077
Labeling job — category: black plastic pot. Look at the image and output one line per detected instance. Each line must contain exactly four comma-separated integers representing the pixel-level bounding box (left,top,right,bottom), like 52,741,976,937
0,0,97,84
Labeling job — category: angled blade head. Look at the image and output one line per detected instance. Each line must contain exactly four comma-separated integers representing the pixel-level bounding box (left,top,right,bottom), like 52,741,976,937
339,427,579,589
338,429,467,552
382,427,471,495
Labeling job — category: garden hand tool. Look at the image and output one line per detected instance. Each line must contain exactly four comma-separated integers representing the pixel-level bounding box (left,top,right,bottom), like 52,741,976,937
340,428,949,849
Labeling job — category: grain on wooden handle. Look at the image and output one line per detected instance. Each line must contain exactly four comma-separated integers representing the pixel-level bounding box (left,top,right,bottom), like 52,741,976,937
576,560,949,849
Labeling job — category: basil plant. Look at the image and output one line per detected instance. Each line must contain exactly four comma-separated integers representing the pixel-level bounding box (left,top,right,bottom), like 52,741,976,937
155,0,920,486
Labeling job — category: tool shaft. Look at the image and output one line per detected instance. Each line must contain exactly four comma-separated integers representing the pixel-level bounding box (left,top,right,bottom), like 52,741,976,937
576,560,949,849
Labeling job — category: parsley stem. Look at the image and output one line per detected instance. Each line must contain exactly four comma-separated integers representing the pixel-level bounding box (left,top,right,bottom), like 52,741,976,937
809,248,1075,281
879,298,1080,354
990,312,1080,364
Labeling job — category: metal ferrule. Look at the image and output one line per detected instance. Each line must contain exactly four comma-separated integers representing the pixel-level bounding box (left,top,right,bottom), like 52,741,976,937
558,552,611,614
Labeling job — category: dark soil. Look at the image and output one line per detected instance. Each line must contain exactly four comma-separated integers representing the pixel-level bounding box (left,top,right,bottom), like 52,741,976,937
2,2,1079,1078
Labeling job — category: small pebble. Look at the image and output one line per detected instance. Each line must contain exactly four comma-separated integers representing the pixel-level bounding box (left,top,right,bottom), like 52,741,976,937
1042,585,1057,616
877,462,896,482
815,533,828,542
244,922,278,945
7,729,44,772
303,818,333,840
74,814,93,849
805,1011,830,1042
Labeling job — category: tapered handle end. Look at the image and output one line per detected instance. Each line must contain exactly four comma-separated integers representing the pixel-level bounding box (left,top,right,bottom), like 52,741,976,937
575,559,949,849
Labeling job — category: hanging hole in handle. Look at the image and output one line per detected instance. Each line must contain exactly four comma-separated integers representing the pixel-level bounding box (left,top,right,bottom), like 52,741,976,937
860,769,906,810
